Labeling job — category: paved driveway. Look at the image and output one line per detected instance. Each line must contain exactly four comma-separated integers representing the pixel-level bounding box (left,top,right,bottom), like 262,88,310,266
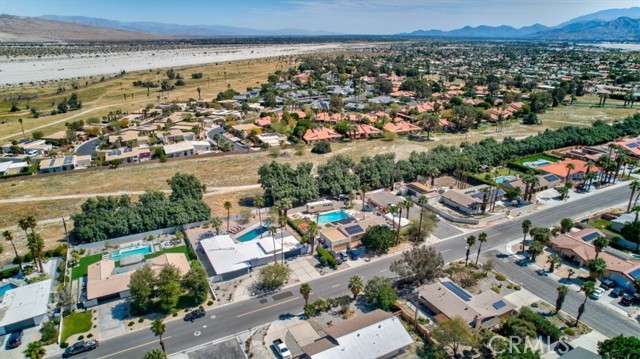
98,300,129,340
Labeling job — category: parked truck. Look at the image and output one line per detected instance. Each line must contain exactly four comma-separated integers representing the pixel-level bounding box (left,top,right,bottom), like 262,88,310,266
272,338,292,359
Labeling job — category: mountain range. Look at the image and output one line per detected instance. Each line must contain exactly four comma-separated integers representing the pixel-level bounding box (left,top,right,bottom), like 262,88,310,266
404,7,640,40
39,15,337,37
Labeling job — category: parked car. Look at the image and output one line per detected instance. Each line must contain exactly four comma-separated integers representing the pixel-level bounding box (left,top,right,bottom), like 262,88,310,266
536,269,548,276
272,338,292,359
338,251,349,262
7,330,23,349
590,287,605,300
516,258,532,267
62,339,99,358
184,308,206,322
610,288,625,298
347,248,362,260
600,279,616,289
329,250,343,265
621,294,636,306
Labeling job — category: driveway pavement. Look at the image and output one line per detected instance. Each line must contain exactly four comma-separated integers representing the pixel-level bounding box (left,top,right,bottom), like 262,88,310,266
97,300,129,340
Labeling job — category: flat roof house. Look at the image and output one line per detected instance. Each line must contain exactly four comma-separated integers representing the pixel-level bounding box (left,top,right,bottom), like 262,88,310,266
39,155,77,173
0,279,52,335
419,279,515,329
301,310,413,359
256,133,288,147
104,147,151,163
163,141,195,158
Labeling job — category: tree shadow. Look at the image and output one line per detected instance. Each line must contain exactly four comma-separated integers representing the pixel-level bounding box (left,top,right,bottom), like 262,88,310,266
278,313,297,321
110,301,131,321
247,282,279,297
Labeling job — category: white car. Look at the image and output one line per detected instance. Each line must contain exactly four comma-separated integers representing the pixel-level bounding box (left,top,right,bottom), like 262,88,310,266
590,287,605,300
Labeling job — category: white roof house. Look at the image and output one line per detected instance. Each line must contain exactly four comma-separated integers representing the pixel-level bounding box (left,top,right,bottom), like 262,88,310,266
0,279,52,335
200,233,302,280
163,141,195,157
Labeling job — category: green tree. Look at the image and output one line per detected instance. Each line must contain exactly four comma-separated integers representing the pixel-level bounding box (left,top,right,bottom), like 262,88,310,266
210,216,223,235
157,264,182,312
224,201,232,231
143,348,168,359
593,236,609,259
316,155,360,197
3,230,22,270
547,254,561,272
363,276,398,311
151,319,167,352
521,219,532,253
575,281,596,326
24,341,46,359
598,335,640,359
431,316,476,358
560,218,573,233
404,210,436,243
465,235,476,266
500,316,536,339
167,173,206,201
530,91,553,114
299,283,312,306
257,264,291,291
361,225,395,255
129,265,156,313
348,275,364,300
555,285,569,314
528,240,543,261
627,180,640,212
182,262,209,304
390,246,444,286
475,232,488,267
588,258,607,279
27,232,44,272
254,196,265,237
530,227,552,245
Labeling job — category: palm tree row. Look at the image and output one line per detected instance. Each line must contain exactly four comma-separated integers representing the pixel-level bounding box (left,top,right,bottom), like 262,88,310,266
18,216,44,272
464,232,488,267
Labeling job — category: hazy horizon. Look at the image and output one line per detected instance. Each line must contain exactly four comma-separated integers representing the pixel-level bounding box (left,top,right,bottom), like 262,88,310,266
2,0,640,34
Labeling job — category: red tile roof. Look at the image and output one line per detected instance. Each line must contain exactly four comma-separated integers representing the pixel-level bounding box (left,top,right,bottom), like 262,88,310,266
383,121,421,133
303,128,342,142
538,159,600,178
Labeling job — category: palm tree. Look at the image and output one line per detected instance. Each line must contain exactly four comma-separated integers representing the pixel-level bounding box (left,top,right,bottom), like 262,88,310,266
567,268,575,279
196,87,201,100
18,118,25,139
416,195,429,240
143,349,167,359
254,196,265,237
18,218,38,269
529,240,543,261
223,201,232,231
151,319,167,353
360,183,370,211
588,258,607,279
426,165,440,186
593,236,609,259
278,215,287,264
560,218,573,234
299,283,312,306
547,254,561,272
465,235,476,266
403,198,413,220
23,341,46,359
475,232,488,267
555,285,569,314
348,275,364,300
575,281,596,326
306,220,319,254
521,219,532,253
268,226,278,263
628,180,640,212
27,232,44,272
210,216,223,235
388,205,399,232
3,230,22,270
564,162,575,184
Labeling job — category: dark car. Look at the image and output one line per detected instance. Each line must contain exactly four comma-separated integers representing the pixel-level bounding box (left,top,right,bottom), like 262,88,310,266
184,308,206,322
329,250,343,265
62,339,99,358
621,294,636,306
536,269,548,276
600,279,616,289
610,288,625,298
338,251,349,262
516,258,532,267
7,330,23,349
347,248,362,260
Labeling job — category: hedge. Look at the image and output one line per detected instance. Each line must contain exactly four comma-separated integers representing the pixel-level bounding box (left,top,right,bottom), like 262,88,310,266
0,266,20,280
520,307,563,341
317,247,337,269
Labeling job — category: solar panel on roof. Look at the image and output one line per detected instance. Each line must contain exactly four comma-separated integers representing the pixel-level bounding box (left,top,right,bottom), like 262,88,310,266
343,225,364,236
544,174,558,182
493,300,506,310
63,156,73,165
582,232,599,242
442,281,472,301
628,143,639,148
48,159,55,167
630,268,640,279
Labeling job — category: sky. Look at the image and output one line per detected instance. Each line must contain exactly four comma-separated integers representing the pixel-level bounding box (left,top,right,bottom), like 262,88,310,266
2,0,639,34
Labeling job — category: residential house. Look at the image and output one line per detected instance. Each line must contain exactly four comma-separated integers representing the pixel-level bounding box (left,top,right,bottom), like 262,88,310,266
0,161,29,176
313,113,343,125
231,123,262,138
163,142,195,158
616,139,640,158
190,140,211,154
418,279,516,329
303,128,342,145
611,212,638,232
551,228,640,291
108,131,147,146
502,174,563,194
383,121,421,135
0,279,52,335
440,185,505,216
351,124,382,140
104,147,151,163
256,133,288,147
366,191,404,211
537,159,601,183
39,155,77,173
301,310,413,359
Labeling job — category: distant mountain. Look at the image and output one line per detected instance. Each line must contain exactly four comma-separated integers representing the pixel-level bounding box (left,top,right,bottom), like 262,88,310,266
40,15,338,37
403,6,640,40
533,17,640,41
557,6,640,27
0,14,168,42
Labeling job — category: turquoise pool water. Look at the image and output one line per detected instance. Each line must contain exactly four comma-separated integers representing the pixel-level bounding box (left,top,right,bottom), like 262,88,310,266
111,245,152,260
0,283,18,298
495,177,507,184
237,226,269,242
316,210,350,225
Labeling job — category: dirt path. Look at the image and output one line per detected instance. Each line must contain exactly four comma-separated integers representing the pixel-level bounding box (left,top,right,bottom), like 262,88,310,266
0,184,261,203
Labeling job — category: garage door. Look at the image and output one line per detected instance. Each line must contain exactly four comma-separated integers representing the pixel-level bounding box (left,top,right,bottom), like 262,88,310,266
3,318,36,333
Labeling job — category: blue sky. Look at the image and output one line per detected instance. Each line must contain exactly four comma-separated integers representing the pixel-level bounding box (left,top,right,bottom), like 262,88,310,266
2,0,639,34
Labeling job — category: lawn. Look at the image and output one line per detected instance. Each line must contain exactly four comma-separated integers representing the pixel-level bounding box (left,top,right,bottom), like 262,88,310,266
61,311,93,343
517,153,560,166
71,253,103,280
144,245,187,259
588,218,619,237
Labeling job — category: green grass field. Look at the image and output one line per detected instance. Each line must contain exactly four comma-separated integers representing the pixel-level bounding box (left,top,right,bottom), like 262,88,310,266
71,253,103,280
517,154,559,166
144,245,187,259
61,311,93,343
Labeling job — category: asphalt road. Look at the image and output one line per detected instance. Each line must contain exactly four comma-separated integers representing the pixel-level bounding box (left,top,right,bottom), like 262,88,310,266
75,138,100,156
53,184,639,359
207,127,247,152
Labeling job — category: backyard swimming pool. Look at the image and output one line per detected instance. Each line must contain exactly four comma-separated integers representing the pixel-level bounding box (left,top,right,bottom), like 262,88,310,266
0,283,18,298
315,210,351,225
523,159,553,168
111,244,152,260
236,226,269,242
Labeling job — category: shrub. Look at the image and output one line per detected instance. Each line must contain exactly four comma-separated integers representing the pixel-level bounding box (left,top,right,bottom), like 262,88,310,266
514,284,521,290
519,307,563,341
304,304,316,318
311,142,332,154
60,342,69,349
40,321,58,345
87,333,93,338
317,248,337,269
564,328,576,336
207,300,214,306
491,286,501,293
128,321,134,327
78,335,84,340
138,317,144,323
495,273,507,281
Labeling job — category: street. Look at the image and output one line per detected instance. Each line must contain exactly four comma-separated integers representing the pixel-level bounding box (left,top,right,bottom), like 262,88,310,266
52,184,640,358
